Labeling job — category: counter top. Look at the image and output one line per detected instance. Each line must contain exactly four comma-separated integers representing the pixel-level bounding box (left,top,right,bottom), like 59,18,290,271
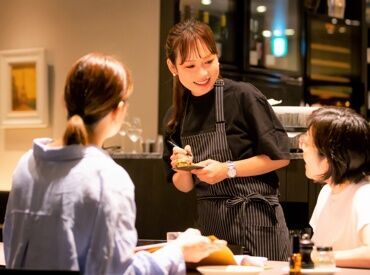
108,149,162,159
109,151,303,160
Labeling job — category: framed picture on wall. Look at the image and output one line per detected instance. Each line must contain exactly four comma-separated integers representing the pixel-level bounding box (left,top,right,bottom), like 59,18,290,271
0,48,48,128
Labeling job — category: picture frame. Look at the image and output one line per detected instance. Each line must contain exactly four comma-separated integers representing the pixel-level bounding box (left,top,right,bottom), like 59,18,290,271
0,48,48,128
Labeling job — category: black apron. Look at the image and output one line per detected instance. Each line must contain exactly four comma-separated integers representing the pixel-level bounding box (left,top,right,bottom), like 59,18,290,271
180,79,290,260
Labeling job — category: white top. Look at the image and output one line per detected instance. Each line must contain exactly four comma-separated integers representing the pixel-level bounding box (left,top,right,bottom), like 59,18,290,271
310,179,370,250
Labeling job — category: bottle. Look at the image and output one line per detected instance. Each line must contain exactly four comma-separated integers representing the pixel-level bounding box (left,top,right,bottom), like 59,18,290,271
289,234,302,275
249,19,258,65
255,20,264,67
312,246,336,269
300,233,314,269
155,135,163,154
249,19,264,67
220,14,228,41
202,11,209,24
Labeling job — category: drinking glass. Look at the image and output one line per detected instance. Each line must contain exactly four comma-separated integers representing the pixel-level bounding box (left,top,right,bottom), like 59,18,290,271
118,120,131,152
327,0,345,18
127,117,143,153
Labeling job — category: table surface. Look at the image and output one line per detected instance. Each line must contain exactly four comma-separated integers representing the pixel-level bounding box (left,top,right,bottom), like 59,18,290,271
0,242,4,266
1,242,368,274
188,261,370,275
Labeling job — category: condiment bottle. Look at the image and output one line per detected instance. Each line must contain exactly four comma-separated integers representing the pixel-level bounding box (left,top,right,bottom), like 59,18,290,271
289,234,302,275
300,233,314,269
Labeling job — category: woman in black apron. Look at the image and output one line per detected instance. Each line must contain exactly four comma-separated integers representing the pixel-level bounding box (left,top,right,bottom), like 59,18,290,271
163,19,291,260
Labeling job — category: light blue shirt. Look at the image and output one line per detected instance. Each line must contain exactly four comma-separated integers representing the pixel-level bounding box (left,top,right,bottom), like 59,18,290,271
3,138,185,274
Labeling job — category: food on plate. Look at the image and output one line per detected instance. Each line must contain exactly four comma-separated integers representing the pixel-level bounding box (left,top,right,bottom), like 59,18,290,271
175,157,205,170
175,157,192,168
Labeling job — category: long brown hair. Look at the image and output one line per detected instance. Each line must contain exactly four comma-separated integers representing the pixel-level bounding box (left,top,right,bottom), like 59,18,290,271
165,19,218,132
63,53,132,145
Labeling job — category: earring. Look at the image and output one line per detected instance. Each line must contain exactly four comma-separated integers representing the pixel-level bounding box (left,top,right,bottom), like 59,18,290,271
172,73,176,77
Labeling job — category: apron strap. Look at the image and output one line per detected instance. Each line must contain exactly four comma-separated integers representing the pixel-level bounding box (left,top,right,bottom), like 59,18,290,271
215,79,225,132
225,194,279,222
198,193,279,246
197,193,278,224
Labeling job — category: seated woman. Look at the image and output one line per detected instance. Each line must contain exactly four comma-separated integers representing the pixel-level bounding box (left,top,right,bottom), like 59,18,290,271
299,106,370,268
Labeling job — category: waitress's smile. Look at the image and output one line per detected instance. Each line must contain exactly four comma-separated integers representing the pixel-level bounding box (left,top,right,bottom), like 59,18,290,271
194,77,211,87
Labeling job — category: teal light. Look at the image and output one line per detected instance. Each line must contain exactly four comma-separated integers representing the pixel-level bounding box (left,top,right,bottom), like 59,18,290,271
272,36,288,57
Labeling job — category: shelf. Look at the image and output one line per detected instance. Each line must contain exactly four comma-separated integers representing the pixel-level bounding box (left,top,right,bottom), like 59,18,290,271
311,43,350,54
311,58,351,69
310,88,351,99
310,73,350,83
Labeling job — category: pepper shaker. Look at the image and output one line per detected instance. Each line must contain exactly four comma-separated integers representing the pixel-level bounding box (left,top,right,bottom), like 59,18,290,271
300,233,314,269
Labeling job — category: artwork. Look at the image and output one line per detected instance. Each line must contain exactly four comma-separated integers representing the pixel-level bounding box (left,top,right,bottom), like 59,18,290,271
0,48,48,128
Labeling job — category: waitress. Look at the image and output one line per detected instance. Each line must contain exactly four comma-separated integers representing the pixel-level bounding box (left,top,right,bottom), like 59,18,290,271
162,19,291,261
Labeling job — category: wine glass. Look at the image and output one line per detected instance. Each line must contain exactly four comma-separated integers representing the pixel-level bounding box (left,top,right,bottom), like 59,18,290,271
119,120,131,137
118,119,131,152
127,117,143,153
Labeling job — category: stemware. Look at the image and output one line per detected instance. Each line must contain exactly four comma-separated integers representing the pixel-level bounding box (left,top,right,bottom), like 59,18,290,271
127,116,143,153
119,120,131,137
118,119,131,152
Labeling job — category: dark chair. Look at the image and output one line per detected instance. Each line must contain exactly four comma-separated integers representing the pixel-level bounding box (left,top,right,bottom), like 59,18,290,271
0,191,9,242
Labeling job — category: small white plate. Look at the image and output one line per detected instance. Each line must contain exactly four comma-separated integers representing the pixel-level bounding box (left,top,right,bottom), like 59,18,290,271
197,265,263,275
282,266,341,275
234,255,267,267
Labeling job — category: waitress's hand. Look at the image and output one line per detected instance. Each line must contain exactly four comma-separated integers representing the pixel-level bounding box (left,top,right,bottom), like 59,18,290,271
192,159,228,184
170,145,193,172
174,228,227,263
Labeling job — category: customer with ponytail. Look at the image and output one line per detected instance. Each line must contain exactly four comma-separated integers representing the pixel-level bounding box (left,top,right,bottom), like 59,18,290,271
3,53,225,274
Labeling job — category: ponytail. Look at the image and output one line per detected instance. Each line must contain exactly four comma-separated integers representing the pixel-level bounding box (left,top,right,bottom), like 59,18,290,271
63,115,88,145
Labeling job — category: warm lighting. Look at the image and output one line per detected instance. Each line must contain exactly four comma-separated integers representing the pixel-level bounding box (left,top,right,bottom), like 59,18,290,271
262,30,271,37
285,29,295,36
256,5,267,13
338,26,346,33
201,0,212,5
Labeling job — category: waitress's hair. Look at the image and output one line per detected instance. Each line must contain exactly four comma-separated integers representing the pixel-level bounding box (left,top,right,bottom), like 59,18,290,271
307,107,370,184
63,52,132,145
165,19,218,132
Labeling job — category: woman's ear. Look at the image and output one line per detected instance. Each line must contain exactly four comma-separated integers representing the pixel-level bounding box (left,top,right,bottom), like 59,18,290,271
112,101,126,122
166,59,177,76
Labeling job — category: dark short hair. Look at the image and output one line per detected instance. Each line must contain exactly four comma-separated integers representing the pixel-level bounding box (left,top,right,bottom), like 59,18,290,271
307,107,370,184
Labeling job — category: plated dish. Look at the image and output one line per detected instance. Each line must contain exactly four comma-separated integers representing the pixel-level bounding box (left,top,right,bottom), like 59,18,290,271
175,164,204,171
197,265,263,275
